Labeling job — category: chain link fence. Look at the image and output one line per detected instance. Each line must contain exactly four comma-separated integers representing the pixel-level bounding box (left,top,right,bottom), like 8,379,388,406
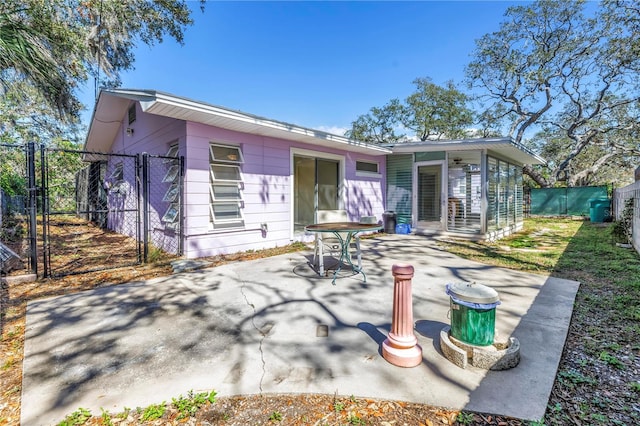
0,144,31,276
43,149,142,277
1,144,183,279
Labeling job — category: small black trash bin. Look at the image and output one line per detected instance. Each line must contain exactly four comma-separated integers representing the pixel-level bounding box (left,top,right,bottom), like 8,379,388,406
383,211,397,234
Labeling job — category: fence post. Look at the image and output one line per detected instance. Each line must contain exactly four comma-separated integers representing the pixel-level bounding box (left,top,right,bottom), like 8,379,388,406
26,142,38,275
141,153,149,263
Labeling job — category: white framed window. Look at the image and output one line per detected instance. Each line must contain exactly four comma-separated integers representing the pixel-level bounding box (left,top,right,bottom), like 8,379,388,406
163,164,180,183
210,144,244,163
210,164,242,182
210,142,244,229
356,160,381,177
162,203,179,223
161,143,181,226
164,144,179,163
163,184,179,202
128,104,136,124
109,162,123,181
210,184,241,201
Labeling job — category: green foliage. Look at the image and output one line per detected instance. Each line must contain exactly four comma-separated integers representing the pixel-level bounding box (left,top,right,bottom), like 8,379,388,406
611,198,634,244
347,414,366,425
1,0,203,120
57,407,92,426
466,0,640,188
346,77,473,144
140,402,166,421
172,390,217,419
558,369,597,387
456,411,475,424
403,77,473,141
629,381,640,393
268,411,283,422
99,408,113,426
599,351,625,370
334,402,345,412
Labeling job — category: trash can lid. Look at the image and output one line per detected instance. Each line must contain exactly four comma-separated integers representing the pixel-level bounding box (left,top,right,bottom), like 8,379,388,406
447,281,500,304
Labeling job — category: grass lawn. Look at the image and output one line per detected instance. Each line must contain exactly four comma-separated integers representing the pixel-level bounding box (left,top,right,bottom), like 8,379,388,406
439,217,640,425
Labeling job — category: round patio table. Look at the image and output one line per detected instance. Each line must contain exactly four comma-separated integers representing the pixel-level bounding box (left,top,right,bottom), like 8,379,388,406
305,222,382,284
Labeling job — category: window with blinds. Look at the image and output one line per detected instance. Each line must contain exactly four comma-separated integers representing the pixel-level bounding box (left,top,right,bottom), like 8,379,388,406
487,156,524,231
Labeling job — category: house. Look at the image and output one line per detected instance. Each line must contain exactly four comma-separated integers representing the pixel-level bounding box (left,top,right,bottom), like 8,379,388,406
85,88,389,259
386,138,545,240
84,88,544,259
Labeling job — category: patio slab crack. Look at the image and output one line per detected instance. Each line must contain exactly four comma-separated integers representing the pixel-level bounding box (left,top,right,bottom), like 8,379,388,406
239,278,269,393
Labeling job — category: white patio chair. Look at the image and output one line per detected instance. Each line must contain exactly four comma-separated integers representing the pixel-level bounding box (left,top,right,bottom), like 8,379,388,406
312,210,362,276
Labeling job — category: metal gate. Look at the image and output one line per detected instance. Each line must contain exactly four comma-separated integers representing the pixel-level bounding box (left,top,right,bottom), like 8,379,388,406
41,147,184,278
0,143,35,276
41,148,142,277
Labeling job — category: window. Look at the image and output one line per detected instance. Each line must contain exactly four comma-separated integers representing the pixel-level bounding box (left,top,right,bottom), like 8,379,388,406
164,144,179,163
210,143,244,229
109,162,123,181
161,143,181,228
356,160,379,175
487,156,523,231
108,162,125,194
128,104,136,124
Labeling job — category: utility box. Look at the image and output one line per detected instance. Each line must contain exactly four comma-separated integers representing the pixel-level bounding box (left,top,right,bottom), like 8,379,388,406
589,198,610,223
446,282,501,346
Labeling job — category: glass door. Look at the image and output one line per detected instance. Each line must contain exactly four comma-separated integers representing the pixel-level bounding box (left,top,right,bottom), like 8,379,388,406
415,163,443,229
293,156,339,233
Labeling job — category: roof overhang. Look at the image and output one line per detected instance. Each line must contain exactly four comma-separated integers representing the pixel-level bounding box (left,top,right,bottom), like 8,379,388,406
85,88,391,156
388,137,546,165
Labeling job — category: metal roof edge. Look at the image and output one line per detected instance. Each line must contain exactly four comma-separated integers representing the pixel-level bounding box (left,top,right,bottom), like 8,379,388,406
93,88,391,155
386,137,546,165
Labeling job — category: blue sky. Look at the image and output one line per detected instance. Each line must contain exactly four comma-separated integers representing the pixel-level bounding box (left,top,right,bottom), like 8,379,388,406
80,1,522,135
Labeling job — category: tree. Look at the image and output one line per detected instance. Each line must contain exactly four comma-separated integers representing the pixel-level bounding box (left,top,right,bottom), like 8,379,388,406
0,0,202,120
0,1,81,117
346,78,474,144
401,78,474,141
466,0,640,188
345,99,405,144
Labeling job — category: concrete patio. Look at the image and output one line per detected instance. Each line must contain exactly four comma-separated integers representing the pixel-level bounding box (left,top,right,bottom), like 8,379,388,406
21,234,579,425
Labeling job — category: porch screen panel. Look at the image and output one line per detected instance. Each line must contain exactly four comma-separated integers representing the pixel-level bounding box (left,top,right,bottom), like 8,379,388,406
487,155,524,232
487,157,498,231
447,155,481,233
418,165,441,221
498,160,508,228
514,167,523,224
386,154,413,224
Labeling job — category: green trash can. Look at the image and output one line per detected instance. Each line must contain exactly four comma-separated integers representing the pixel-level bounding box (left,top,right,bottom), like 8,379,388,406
446,282,501,346
589,198,610,223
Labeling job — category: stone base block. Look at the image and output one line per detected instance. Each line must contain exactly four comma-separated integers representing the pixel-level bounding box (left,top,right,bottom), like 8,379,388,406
439,326,520,370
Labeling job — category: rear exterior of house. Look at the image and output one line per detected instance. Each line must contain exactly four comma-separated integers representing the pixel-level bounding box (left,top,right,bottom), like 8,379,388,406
85,89,389,259
386,139,545,240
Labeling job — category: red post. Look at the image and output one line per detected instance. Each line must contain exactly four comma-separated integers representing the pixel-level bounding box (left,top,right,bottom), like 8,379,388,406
382,264,422,367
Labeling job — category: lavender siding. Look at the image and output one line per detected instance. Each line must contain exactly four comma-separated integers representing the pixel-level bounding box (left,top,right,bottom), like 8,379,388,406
104,103,185,254
99,102,385,259
183,122,386,259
